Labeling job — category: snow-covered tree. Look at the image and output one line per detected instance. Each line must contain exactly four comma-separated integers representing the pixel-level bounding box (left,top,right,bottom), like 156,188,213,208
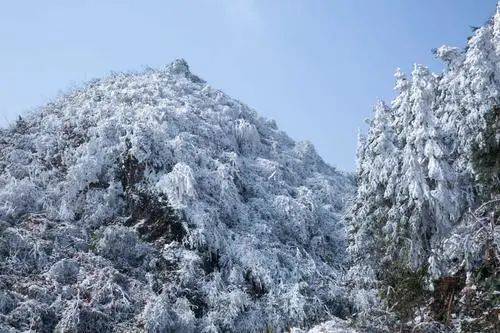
348,101,398,263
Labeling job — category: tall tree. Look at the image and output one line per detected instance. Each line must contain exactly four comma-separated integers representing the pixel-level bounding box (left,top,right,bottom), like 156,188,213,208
348,101,398,265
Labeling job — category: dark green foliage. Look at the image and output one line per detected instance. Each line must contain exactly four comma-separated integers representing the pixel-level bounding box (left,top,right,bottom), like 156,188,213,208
201,250,220,274
379,264,429,321
441,259,499,332
74,307,113,333
459,240,500,332
13,116,29,135
471,106,500,201
118,150,186,244
118,151,146,191
429,274,465,324
244,269,268,299
128,192,186,244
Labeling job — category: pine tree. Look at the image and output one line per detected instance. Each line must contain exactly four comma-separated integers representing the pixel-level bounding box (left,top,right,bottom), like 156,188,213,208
393,65,458,269
348,101,399,269
391,68,412,143
468,7,500,200
456,10,499,169
346,102,400,320
436,7,500,204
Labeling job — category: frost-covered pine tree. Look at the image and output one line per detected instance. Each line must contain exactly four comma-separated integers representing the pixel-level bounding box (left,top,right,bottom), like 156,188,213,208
412,66,459,218
440,7,500,169
348,101,398,263
462,9,500,151
462,7,500,200
389,65,459,269
391,68,413,143
346,102,399,322
351,64,460,273
435,7,500,203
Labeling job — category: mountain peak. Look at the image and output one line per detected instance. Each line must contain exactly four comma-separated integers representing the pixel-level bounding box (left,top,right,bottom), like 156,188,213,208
167,58,190,74
164,58,205,83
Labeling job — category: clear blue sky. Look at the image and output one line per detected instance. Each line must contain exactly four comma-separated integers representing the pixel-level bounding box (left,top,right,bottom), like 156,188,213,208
0,1,497,170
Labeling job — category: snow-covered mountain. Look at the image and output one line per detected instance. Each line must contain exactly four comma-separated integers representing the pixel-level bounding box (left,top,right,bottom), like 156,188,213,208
2,3,499,333
0,59,355,332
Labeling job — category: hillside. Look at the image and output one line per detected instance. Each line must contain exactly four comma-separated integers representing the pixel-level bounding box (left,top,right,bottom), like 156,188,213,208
0,60,355,332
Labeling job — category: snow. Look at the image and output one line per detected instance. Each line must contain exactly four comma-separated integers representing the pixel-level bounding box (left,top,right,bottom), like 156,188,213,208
1,3,499,331
0,59,354,331
347,5,499,331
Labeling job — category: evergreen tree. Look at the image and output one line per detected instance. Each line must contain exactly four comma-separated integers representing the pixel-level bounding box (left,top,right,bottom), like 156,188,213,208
391,68,412,144
451,9,499,171
386,65,458,269
348,101,398,264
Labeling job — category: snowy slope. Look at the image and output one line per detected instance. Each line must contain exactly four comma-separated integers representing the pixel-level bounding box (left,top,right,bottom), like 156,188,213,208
0,59,355,332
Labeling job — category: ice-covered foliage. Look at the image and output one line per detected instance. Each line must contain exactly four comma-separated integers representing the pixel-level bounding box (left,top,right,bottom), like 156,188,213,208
347,4,500,331
0,59,354,331
350,4,500,272
291,317,358,333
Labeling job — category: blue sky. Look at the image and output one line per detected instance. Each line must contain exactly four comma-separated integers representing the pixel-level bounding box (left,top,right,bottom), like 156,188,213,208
0,1,497,170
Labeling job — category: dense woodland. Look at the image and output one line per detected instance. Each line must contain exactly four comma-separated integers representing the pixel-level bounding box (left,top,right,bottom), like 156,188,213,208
347,6,499,332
